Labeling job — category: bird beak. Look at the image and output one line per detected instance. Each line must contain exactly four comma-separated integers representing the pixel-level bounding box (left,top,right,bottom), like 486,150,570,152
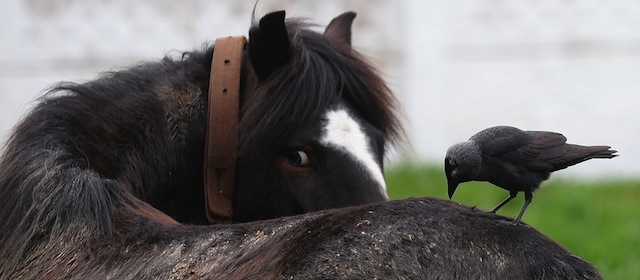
447,180,459,199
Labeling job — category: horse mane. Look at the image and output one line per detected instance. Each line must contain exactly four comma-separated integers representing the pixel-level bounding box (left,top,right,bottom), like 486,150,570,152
0,48,213,276
238,18,403,161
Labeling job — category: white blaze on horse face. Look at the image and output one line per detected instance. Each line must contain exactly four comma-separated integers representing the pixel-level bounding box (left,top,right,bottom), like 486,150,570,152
320,109,388,198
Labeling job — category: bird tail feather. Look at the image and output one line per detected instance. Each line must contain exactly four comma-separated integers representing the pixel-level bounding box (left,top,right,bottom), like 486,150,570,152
585,146,618,159
549,145,617,171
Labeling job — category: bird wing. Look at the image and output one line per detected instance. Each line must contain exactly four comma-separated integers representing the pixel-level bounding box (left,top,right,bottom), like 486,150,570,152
502,131,568,171
473,126,533,157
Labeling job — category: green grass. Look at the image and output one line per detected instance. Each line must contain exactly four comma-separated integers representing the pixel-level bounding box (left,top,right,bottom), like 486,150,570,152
385,162,640,280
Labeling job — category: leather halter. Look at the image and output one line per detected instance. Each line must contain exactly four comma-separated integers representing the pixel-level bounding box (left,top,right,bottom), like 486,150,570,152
204,36,246,224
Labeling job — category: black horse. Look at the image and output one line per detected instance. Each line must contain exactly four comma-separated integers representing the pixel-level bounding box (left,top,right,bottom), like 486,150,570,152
0,10,601,279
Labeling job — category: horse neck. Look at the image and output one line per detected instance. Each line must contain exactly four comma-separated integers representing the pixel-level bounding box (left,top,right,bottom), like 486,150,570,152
134,49,255,224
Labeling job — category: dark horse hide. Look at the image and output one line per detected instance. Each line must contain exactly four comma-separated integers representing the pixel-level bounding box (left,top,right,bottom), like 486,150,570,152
2,198,602,279
0,10,601,279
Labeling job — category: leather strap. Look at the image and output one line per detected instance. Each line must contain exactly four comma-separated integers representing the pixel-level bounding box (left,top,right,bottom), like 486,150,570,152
204,36,246,224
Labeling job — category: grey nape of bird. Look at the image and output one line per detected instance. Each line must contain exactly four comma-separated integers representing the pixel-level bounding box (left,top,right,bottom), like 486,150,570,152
444,125,618,225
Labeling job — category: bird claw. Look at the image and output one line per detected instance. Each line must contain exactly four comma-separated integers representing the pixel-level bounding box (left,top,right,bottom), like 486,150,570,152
496,218,525,227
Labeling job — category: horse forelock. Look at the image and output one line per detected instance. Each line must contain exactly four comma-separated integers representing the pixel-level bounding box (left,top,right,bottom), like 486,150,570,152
239,21,402,163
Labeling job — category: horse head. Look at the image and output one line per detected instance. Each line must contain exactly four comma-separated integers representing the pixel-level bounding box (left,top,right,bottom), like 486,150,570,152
233,11,402,222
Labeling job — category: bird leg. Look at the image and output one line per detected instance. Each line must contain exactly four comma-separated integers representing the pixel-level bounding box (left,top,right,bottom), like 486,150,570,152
512,191,533,225
488,191,518,214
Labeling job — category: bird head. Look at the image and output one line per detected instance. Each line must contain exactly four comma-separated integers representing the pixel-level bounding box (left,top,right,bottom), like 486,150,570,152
444,141,482,199
444,156,461,199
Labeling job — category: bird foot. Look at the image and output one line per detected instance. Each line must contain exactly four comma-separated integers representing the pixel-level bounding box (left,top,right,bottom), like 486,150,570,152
511,220,531,228
511,217,529,226
496,219,526,227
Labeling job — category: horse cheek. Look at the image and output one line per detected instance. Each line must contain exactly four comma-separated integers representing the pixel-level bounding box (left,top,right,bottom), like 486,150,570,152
232,158,307,222
274,156,317,208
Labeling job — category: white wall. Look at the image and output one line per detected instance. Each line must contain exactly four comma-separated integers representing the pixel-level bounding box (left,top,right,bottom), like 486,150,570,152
1,0,638,179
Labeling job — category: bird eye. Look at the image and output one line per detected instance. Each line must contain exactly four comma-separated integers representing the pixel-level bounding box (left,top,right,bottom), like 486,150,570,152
285,150,311,167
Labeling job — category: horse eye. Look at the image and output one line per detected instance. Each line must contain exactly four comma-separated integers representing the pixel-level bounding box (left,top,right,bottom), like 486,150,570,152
286,150,311,167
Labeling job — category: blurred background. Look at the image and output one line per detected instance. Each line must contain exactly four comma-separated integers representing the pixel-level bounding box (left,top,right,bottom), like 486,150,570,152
1,0,638,179
1,0,638,278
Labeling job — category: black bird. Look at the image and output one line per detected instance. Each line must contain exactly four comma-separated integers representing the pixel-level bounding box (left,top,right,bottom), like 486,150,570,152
445,125,617,224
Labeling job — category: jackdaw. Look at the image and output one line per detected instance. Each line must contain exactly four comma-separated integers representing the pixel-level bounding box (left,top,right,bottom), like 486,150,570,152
445,125,617,224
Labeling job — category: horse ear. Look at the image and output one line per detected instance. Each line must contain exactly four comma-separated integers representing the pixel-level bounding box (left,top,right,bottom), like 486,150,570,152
324,11,356,45
249,10,291,81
